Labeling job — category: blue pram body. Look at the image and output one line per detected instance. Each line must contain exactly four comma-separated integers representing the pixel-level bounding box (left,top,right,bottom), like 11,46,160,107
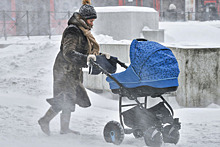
90,39,181,146
106,39,180,90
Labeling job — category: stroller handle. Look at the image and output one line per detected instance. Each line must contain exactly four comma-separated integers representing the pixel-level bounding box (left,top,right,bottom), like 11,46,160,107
116,59,128,69
89,58,136,100
89,58,124,88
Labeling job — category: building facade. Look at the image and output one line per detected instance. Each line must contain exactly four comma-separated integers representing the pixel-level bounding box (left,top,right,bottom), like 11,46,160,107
1,0,219,37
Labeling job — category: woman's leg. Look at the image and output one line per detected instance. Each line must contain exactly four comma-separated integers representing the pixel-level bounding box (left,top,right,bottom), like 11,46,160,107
38,107,60,135
60,107,80,135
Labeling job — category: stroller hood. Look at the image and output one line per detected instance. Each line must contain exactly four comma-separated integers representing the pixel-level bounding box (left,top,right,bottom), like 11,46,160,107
106,39,180,89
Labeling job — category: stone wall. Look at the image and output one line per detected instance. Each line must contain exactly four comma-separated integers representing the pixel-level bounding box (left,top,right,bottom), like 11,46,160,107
170,47,220,107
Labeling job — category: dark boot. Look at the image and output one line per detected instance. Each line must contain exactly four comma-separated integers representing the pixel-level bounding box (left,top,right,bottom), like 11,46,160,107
38,107,58,135
60,112,80,135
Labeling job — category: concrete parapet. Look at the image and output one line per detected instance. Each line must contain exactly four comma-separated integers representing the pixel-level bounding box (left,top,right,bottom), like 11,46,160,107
99,44,130,63
93,6,159,40
170,47,220,107
142,29,164,42
83,70,109,92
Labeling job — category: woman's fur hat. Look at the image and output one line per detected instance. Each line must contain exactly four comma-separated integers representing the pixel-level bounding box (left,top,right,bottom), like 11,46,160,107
79,0,97,19
82,0,91,5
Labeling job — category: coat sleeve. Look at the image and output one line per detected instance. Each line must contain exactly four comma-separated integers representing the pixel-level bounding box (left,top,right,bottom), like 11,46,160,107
62,28,87,67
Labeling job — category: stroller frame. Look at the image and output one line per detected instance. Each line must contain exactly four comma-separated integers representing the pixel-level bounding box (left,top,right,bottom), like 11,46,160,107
90,59,181,146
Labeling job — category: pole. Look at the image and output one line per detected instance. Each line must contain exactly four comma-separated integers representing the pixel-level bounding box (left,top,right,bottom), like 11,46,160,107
48,11,51,39
160,0,163,20
218,0,220,19
68,11,71,18
3,11,7,40
26,11,30,39
118,0,123,5
153,0,155,9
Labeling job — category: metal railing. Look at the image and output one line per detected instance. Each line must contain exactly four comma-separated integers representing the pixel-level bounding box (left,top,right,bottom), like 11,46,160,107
1,10,220,40
159,11,220,22
0,10,73,40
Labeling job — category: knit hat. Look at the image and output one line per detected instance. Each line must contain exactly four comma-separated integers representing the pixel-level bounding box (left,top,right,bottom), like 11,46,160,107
79,0,97,19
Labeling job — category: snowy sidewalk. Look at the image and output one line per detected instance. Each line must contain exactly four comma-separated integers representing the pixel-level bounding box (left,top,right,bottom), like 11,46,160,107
0,21,220,147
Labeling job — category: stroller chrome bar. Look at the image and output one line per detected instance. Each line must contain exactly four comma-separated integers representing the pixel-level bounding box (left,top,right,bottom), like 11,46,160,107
116,59,128,69
89,58,136,100
160,96,174,117
119,96,148,129
121,102,147,107
90,58,124,88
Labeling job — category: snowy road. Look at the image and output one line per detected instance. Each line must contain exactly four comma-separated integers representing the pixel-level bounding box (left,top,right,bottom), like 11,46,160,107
0,93,220,147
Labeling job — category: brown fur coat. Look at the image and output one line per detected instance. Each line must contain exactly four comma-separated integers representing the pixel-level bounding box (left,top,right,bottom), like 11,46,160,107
47,13,99,112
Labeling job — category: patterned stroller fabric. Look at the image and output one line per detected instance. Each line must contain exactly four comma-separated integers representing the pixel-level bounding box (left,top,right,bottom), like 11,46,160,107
106,39,180,89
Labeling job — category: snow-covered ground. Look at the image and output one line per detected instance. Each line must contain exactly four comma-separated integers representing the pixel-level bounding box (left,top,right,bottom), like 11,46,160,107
0,21,220,147
160,21,220,48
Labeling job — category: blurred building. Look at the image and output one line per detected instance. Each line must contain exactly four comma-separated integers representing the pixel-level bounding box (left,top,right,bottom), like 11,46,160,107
199,0,220,20
93,0,220,21
1,0,220,37
0,0,81,36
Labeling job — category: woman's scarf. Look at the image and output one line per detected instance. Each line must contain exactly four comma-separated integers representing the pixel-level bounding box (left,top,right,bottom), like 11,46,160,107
78,26,99,55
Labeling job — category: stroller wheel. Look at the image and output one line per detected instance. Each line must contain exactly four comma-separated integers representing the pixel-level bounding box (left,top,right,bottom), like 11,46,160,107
133,129,144,138
162,125,180,144
103,121,124,145
144,127,163,147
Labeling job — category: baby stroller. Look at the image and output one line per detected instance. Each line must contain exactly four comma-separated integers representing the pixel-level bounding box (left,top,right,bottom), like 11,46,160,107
89,39,181,147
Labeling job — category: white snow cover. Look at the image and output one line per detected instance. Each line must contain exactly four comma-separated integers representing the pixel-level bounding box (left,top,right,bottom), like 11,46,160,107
160,21,220,48
0,21,220,147
95,6,156,13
